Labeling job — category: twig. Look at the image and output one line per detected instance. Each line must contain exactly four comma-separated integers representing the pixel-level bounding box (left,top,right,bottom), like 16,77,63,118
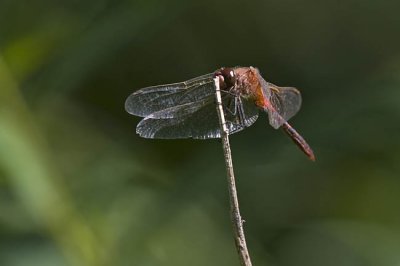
214,76,253,266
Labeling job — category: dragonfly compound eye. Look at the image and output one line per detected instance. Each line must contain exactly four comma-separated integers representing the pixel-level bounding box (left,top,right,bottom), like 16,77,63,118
219,67,236,88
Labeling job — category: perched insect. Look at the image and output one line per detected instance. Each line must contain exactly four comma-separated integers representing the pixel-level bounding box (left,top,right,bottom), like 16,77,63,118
125,66,315,161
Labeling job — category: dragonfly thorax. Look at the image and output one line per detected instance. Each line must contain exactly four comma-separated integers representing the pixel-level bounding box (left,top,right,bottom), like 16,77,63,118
231,67,261,100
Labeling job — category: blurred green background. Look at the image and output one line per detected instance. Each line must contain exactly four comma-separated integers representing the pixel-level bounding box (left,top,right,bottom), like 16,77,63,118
1,0,400,265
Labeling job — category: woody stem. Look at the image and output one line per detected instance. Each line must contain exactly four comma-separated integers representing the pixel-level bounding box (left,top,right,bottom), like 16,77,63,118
214,76,252,266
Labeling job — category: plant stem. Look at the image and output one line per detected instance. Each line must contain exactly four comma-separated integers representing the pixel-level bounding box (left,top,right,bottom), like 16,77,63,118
213,77,253,266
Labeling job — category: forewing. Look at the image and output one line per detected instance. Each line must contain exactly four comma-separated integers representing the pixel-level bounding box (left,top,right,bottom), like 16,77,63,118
137,93,259,139
125,73,214,117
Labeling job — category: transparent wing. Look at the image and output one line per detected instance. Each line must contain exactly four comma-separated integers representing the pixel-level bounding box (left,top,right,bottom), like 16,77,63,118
269,83,302,121
125,73,214,117
258,74,302,129
238,98,260,127
144,98,211,119
136,94,259,139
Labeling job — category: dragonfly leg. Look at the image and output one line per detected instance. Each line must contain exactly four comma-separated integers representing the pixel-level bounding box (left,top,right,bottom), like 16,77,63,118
214,85,246,133
235,97,247,129
219,91,238,116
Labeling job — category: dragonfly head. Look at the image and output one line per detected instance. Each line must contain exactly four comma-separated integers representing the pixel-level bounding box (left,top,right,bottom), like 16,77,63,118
215,67,236,90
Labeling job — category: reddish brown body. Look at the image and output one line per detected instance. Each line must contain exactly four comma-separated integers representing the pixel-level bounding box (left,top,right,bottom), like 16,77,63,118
216,66,315,161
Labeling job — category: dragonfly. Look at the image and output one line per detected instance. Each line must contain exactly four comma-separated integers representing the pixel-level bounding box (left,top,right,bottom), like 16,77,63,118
125,66,315,161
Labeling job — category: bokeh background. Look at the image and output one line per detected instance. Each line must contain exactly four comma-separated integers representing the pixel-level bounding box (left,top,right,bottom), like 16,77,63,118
1,0,400,265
